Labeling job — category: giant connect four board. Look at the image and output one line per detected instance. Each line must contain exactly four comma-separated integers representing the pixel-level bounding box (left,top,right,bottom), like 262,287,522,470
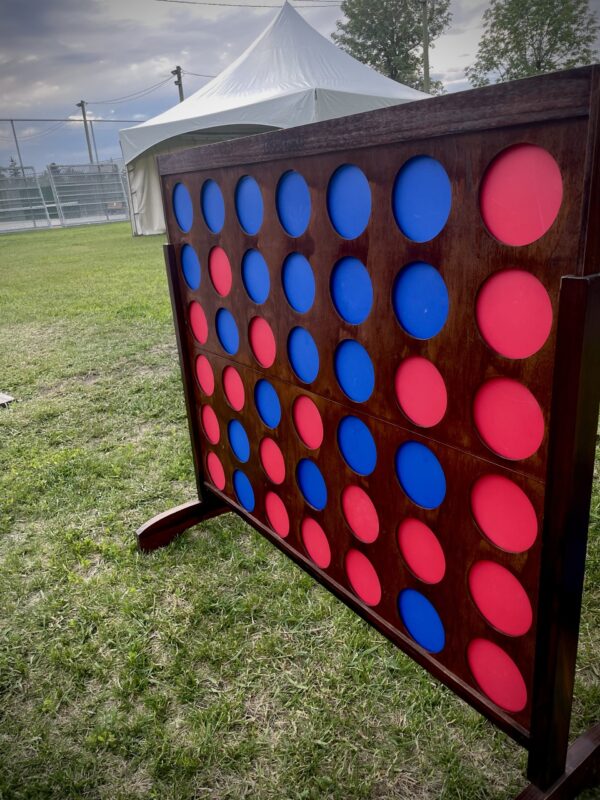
146,67,600,794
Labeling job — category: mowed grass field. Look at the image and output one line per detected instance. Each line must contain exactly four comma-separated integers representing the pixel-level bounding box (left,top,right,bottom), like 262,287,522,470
0,223,598,800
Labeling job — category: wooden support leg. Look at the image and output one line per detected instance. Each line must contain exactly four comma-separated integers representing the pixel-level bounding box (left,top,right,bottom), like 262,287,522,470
136,495,229,552
516,723,600,800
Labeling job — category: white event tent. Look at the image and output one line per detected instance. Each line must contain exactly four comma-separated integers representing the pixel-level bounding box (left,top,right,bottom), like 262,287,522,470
119,1,428,235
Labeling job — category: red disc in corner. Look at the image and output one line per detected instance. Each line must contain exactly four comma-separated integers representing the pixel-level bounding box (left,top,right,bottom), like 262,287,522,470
345,549,381,607
467,638,527,713
469,560,532,637
301,518,331,569
206,452,225,491
265,492,290,538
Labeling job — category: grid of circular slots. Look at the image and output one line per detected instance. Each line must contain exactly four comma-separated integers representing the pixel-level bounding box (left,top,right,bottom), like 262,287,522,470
173,141,561,717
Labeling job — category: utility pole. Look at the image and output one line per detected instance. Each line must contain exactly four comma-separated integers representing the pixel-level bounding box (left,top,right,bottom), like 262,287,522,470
76,100,94,164
421,0,431,94
89,120,100,164
171,65,184,102
9,120,26,177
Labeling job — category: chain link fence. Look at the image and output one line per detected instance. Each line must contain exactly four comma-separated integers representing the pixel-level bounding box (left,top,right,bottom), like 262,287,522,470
0,161,130,233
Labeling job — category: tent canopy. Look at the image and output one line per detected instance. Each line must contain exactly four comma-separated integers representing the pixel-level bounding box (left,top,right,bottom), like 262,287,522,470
120,2,428,234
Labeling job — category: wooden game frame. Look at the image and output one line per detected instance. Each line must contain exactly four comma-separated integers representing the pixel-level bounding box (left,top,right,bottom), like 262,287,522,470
139,66,600,798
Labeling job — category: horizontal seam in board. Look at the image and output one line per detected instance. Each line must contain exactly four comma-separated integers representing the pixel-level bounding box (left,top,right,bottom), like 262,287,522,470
192,344,547,488
198,482,532,747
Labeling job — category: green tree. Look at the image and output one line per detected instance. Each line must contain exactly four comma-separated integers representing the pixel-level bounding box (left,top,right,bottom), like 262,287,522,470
466,0,599,87
333,0,451,94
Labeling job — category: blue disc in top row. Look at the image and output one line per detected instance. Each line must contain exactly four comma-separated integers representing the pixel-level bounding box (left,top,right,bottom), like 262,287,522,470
327,164,371,239
215,308,239,355
276,171,311,237
181,244,201,291
242,249,270,304
228,419,250,463
330,257,373,324
393,262,449,340
233,469,255,512
296,458,327,510
236,175,264,235
172,182,193,232
398,589,445,653
337,416,377,476
395,441,446,509
334,339,374,403
287,327,320,384
393,155,451,243
254,379,281,429
201,179,225,233
282,253,315,313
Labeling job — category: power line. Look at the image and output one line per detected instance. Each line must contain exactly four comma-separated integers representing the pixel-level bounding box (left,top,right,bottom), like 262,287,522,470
86,76,172,105
183,70,217,78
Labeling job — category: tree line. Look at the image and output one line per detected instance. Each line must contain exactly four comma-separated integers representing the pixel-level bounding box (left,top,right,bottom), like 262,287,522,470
333,0,599,94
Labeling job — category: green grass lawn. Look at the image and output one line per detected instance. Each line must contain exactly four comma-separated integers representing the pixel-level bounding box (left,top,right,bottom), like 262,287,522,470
0,223,598,800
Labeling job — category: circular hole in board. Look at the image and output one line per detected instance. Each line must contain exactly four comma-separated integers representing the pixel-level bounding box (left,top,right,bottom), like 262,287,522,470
473,378,544,461
201,179,225,233
480,144,563,247
471,474,538,553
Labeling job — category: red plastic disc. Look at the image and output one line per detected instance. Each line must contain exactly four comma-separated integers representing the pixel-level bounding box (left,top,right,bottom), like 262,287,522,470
259,437,286,484
292,395,323,449
397,518,446,584
471,474,537,553
222,366,245,411
341,486,379,543
476,270,553,359
265,491,290,538
249,317,276,368
301,518,331,569
208,246,232,296
206,452,226,491
480,144,563,247
473,378,544,460
469,561,532,636
189,301,208,344
467,638,528,713
345,549,381,606
200,404,220,444
195,355,214,396
395,356,447,427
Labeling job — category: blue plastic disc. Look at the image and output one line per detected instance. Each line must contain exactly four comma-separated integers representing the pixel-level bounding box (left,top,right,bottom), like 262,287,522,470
276,171,311,237
337,416,377,476
228,419,250,463
395,441,446,509
200,179,225,233
392,262,449,339
334,340,375,402
287,327,320,384
215,308,239,355
173,182,193,232
392,156,452,243
330,257,373,324
233,469,255,512
235,175,264,235
398,589,445,653
254,379,281,429
282,253,315,313
296,459,327,510
181,244,201,291
242,249,270,304
327,165,371,239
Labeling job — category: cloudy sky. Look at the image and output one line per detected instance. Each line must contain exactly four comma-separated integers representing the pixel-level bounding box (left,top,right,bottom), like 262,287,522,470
1,0,599,170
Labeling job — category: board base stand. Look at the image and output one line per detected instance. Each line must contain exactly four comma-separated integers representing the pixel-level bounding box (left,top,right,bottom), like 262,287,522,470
136,495,229,552
517,723,600,799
